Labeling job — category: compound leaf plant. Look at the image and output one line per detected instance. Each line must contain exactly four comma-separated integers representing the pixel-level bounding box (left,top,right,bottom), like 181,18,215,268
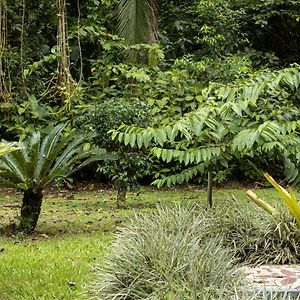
0,124,108,233
112,66,300,189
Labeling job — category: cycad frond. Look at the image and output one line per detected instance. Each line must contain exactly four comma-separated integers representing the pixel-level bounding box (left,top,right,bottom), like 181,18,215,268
0,142,19,157
0,124,110,190
117,0,158,45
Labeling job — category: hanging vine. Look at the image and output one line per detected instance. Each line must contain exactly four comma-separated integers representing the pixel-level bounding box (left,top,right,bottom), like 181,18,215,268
77,0,83,82
20,0,27,94
0,0,11,101
57,0,76,108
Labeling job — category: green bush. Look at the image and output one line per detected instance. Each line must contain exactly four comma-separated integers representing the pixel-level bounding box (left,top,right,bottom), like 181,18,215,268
77,99,151,203
114,66,300,187
77,99,149,150
91,205,241,300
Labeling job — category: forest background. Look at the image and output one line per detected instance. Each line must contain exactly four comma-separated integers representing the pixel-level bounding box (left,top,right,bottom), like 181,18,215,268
0,0,300,190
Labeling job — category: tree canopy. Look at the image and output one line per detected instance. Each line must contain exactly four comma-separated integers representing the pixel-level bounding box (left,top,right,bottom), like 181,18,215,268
0,0,299,187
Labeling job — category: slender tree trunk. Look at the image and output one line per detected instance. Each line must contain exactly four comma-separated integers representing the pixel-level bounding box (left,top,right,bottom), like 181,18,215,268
115,180,127,208
0,0,6,95
19,189,43,233
207,171,213,208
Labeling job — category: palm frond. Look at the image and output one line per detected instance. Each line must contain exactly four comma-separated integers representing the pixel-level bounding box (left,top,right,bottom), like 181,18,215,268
0,153,27,182
117,0,158,45
36,124,67,180
0,142,19,157
0,160,25,182
50,134,87,172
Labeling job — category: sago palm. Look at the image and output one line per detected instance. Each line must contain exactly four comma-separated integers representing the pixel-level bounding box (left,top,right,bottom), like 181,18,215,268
0,142,19,157
0,124,108,232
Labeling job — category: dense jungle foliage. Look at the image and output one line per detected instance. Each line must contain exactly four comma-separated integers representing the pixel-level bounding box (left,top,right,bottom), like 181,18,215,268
0,0,300,187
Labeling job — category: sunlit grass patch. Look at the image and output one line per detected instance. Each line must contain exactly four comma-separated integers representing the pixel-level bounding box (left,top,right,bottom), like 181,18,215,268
0,233,110,300
0,186,296,299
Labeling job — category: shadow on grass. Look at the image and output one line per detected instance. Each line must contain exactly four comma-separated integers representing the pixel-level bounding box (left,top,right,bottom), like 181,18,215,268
0,191,167,239
0,187,271,239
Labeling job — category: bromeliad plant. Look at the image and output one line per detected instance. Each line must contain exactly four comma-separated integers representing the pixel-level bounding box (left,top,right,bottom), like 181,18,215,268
0,124,108,232
246,173,300,227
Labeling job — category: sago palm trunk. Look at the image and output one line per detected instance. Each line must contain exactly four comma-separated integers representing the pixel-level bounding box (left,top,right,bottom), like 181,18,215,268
20,188,43,232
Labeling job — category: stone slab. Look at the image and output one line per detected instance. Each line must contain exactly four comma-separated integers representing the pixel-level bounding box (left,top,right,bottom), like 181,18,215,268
241,265,300,299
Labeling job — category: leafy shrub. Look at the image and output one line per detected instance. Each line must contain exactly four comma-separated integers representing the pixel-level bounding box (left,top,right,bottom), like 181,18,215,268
77,99,149,149
76,99,151,203
113,66,300,187
91,206,241,300
173,53,254,84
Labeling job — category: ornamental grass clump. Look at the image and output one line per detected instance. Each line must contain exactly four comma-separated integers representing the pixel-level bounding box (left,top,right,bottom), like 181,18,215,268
206,200,300,265
91,206,242,300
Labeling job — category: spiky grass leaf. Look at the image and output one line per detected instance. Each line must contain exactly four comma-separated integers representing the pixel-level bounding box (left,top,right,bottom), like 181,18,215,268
91,205,241,300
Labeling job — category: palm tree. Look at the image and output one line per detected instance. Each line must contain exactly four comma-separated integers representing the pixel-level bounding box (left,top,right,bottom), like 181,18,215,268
116,0,158,45
0,124,108,232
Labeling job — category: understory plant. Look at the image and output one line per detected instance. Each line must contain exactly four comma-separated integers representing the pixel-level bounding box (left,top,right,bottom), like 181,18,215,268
210,203,300,265
77,99,150,206
91,205,241,300
0,124,108,232
112,66,300,187
90,198,300,300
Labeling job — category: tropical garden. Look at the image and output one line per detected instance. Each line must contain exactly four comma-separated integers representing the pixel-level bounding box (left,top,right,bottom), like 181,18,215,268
0,0,300,299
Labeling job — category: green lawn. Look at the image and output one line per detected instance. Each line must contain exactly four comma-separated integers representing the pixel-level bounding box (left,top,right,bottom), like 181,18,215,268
0,186,281,299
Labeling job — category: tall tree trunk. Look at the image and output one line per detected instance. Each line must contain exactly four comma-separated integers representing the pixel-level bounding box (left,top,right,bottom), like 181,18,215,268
0,0,6,97
207,171,213,208
19,189,43,233
117,0,159,63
